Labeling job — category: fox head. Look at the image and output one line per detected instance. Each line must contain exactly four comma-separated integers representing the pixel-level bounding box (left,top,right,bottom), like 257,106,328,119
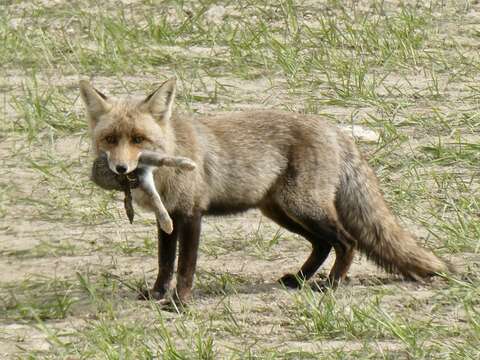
80,78,176,174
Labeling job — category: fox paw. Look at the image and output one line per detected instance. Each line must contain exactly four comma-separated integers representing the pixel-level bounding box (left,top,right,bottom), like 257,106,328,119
137,288,166,301
149,291,189,313
278,273,304,289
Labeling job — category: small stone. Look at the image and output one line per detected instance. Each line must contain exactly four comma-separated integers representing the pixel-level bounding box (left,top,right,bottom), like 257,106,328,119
339,125,380,143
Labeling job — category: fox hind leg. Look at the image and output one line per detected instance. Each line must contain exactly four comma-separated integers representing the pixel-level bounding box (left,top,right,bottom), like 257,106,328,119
274,191,357,289
260,202,332,288
301,215,356,288
300,208,356,288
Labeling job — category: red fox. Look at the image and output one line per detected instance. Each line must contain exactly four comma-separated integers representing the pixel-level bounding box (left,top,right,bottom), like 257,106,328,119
80,78,450,305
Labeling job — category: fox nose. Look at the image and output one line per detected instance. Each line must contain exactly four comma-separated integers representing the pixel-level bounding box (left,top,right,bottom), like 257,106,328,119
116,165,128,174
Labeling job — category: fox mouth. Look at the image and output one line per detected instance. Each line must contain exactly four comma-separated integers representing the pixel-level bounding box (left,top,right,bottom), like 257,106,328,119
109,164,137,175
103,152,138,175
107,161,131,175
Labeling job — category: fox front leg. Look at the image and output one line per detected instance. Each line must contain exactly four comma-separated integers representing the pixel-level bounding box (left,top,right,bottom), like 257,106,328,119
138,168,173,234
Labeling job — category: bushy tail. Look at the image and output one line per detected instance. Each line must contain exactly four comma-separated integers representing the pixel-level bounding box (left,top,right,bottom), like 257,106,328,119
335,154,449,280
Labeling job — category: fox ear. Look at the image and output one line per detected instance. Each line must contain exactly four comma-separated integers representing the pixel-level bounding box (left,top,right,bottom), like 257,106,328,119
140,77,176,123
79,80,111,121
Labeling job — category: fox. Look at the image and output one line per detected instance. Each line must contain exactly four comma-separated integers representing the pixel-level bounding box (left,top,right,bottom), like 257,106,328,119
79,77,450,305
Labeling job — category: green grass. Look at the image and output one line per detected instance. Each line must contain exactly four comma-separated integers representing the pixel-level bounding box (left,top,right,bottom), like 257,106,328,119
1,276,79,321
1,0,480,358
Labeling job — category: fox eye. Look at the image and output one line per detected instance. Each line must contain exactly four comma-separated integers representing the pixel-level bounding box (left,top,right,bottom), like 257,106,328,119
132,136,145,144
105,135,117,144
